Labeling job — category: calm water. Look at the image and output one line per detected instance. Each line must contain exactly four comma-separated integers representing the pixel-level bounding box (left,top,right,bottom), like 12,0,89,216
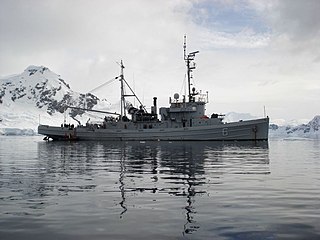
0,136,319,240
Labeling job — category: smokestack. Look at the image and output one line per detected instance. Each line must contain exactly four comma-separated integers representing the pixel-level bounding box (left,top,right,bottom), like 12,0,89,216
153,97,157,115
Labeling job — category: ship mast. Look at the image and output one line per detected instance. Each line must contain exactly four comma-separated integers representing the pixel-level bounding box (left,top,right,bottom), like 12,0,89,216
119,60,125,119
117,60,147,121
183,35,199,102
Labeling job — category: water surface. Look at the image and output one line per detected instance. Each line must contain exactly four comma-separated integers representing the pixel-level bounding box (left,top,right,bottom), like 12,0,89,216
0,136,319,239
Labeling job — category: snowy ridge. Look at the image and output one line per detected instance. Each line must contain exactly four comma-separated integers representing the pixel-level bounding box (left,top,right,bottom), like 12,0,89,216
223,112,320,139
269,115,320,139
0,66,99,115
0,66,104,135
223,112,259,123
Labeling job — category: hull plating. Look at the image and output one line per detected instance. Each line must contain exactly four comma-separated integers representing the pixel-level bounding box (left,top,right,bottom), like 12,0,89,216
38,118,269,141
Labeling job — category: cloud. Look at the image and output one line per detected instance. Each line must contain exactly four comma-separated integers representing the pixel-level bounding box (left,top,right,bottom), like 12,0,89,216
250,0,320,57
0,0,319,121
0,0,189,88
271,0,320,41
190,0,270,34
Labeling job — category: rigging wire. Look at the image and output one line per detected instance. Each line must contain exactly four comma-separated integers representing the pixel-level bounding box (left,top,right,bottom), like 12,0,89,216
179,73,187,97
89,77,118,93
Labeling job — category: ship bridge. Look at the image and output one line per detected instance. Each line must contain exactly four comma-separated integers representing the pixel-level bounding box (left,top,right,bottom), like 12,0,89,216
159,91,209,126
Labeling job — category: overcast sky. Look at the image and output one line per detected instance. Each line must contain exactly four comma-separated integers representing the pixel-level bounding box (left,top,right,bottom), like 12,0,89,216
1,0,319,122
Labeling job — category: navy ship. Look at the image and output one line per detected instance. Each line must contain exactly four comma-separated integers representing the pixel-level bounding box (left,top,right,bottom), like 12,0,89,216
38,37,269,141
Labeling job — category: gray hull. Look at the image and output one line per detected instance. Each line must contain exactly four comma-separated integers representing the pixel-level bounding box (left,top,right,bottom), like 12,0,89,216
38,118,269,141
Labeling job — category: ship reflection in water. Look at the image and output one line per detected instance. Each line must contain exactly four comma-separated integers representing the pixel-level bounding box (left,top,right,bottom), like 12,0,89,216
2,138,320,239
35,140,269,236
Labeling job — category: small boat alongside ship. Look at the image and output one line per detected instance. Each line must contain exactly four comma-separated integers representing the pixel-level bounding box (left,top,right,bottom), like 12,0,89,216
38,37,269,141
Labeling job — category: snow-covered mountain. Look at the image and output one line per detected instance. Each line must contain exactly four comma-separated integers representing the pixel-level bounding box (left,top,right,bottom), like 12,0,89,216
269,115,320,139
0,66,107,135
223,112,320,139
223,112,259,123
1,65,99,114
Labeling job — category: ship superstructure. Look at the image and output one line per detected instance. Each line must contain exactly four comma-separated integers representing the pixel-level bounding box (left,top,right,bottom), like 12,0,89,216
38,37,269,141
